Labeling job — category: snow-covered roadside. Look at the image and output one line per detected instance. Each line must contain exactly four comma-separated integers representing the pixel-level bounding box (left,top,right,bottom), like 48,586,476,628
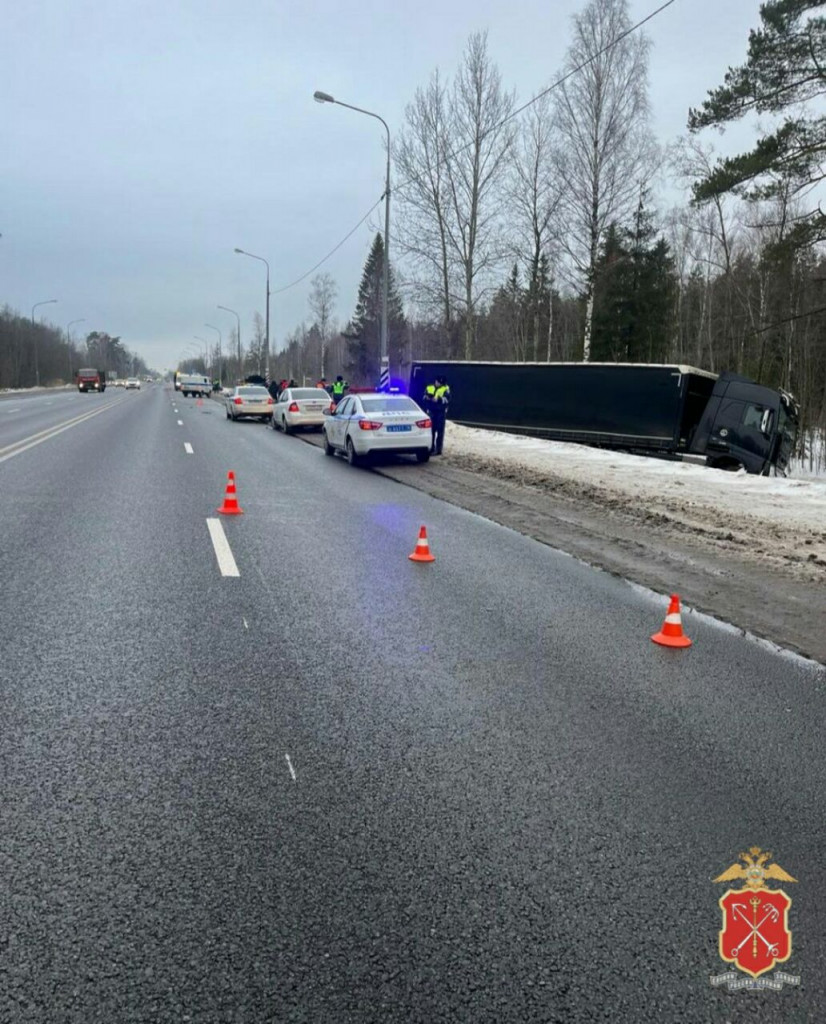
442,424,826,576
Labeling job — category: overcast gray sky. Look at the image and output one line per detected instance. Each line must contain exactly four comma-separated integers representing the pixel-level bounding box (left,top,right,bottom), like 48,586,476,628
2,0,763,371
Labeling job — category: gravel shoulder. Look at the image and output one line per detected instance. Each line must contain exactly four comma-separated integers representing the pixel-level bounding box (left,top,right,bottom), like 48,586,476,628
300,424,826,667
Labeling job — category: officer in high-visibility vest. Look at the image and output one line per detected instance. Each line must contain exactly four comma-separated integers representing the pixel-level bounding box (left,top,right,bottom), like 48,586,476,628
429,376,450,455
331,375,348,405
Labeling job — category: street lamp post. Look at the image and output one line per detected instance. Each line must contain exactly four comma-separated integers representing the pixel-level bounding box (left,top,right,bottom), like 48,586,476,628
204,323,222,381
314,89,391,388
234,249,270,385
31,299,58,387
192,336,209,376
66,318,85,380
217,305,242,382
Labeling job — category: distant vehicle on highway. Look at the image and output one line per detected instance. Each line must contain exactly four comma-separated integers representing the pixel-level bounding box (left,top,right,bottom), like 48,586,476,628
177,374,211,398
409,360,799,476
322,393,432,465
272,387,332,434
225,385,274,422
125,377,141,390
114,378,125,387
76,367,106,393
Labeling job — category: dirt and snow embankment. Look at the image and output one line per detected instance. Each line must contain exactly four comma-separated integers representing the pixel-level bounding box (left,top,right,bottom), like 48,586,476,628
370,423,826,665
442,425,826,583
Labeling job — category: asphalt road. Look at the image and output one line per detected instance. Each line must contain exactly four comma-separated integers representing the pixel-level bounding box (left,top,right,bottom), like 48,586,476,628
1,385,824,1023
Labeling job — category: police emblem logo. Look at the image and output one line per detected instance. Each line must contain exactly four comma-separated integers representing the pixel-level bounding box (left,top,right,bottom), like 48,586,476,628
710,847,801,992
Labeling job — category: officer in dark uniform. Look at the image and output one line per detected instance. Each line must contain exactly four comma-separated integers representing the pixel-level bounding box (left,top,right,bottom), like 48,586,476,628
430,375,450,455
331,375,348,406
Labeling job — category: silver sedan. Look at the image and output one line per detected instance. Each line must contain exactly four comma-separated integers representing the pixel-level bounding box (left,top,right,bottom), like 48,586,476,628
272,387,333,434
225,385,274,422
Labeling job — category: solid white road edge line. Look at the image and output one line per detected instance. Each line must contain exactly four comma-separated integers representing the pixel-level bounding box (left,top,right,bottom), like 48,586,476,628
206,518,240,577
285,754,297,781
184,443,194,454
0,400,124,464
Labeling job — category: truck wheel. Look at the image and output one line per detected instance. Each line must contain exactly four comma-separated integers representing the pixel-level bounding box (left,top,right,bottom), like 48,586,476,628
346,437,361,466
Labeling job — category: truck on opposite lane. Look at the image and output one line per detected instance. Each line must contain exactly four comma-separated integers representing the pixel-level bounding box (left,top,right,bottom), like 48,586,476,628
408,361,798,475
76,367,106,393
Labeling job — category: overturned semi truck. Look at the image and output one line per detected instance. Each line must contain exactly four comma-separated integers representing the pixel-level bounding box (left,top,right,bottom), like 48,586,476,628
408,361,798,475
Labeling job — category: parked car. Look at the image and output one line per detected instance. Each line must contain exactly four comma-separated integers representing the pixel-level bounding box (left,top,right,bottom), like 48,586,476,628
225,385,274,422
272,387,332,434
322,393,432,465
126,377,141,390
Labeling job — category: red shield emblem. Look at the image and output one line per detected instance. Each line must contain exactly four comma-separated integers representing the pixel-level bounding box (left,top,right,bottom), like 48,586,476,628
718,888,792,978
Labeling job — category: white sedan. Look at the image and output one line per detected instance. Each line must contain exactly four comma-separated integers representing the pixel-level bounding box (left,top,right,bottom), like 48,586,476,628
272,387,333,434
225,385,274,422
322,393,432,465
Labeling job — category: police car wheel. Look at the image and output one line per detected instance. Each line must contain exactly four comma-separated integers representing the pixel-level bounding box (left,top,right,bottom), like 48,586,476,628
346,437,360,466
416,449,430,463
323,432,335,456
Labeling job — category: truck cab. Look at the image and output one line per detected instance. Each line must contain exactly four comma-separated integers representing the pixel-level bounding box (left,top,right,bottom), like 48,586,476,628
76,367,106,393
691,374,798,474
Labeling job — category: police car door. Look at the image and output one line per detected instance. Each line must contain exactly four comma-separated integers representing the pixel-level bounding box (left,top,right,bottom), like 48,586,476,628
331,396,352,447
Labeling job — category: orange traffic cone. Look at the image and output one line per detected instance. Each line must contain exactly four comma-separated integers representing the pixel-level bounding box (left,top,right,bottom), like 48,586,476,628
409,525,435,563
217,471,244,516
651,594,692,648
196,397,204,407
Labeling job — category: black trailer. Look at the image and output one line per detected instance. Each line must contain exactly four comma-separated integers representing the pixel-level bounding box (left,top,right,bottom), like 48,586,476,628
409,361,798,475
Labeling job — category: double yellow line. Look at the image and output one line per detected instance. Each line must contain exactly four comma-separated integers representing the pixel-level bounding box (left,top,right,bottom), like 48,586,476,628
0,398,125,464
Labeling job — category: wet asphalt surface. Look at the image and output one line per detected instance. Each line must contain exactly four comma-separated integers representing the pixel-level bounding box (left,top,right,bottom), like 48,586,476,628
1,386,824,1023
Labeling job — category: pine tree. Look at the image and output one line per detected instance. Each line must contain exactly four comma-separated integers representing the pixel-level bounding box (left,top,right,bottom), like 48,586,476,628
591,200,676,362
688,0,826,251
346,234,405,384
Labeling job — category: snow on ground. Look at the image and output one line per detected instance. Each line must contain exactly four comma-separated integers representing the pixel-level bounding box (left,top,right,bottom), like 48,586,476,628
445,424,826,536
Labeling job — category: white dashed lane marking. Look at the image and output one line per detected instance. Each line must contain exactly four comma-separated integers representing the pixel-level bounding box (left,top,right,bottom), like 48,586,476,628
206,518,240,577
285,754,297,782
184,443,193,454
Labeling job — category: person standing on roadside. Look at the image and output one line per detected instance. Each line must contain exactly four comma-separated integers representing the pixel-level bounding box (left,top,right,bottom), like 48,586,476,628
331,375,348,406
430,375,450,455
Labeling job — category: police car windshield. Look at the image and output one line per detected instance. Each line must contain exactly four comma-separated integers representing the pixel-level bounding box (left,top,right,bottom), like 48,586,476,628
360,397,419,413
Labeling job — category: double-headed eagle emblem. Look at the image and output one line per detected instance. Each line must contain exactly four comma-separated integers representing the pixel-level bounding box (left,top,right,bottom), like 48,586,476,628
712,847,798,984
714,847,797,890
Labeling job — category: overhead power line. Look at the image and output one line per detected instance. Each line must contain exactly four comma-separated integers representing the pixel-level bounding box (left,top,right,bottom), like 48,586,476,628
752,303,826,334
272,0,679,295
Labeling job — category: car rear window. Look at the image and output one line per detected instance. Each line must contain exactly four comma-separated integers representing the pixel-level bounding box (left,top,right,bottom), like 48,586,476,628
292,389,329,400
78,368,98,376
360,397,419,413
238,387,269,396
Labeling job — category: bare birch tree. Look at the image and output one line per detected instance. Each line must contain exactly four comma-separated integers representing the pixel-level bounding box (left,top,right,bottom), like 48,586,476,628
553,0,655,360
446,31,516,357
308,273,338,378
509,91,565,359
394,70,456,341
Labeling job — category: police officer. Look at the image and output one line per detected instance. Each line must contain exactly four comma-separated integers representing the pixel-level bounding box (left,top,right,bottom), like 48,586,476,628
331,375,348,406
429,375,450,455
